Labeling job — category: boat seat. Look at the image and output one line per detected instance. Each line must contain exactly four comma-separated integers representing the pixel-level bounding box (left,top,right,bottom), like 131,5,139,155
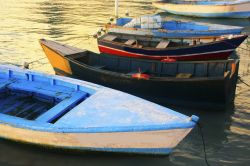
0,80,13,90
191,39,201,46
176,73,192,78
35,91,88,123
137,45,143,48
156,40,170,48
125,39,136,45
103,35,117,41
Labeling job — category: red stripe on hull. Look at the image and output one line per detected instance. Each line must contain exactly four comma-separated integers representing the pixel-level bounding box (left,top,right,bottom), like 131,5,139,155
98,45,232,61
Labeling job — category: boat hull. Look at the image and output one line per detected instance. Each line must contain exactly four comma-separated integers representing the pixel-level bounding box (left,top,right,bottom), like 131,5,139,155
98,44,232,61
0,123,192,155
98,35,247,61
40,40,239,109
64,61,238,109
153,1,250,18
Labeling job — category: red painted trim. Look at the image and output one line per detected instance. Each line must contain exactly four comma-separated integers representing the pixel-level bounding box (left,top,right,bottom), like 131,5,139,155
98,45,232,61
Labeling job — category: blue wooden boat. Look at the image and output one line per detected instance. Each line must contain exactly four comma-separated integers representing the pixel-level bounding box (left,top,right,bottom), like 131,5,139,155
105,15,244,37
0,64,198,155
153,0,250,18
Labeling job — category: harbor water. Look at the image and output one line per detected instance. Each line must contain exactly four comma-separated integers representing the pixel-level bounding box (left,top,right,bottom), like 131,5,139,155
0,0,250,166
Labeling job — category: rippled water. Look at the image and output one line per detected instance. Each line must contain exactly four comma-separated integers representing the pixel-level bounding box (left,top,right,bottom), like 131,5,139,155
0,0,250,166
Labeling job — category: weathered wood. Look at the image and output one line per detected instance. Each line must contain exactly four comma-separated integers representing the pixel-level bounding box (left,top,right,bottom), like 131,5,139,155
40,39,85,56
125,39,136,45
156,40,170,48
176,73,192,78
103,35,117,41
0,123,192,153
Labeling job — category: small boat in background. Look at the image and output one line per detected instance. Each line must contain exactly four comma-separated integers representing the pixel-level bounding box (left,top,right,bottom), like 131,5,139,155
40,39,239,109
0,64,198,155
105,15,244,37
153,0,250,18
97,32,248,61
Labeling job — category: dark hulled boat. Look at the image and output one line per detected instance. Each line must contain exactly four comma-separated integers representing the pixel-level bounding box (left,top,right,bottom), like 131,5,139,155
97,33,247,61
40,39,239,109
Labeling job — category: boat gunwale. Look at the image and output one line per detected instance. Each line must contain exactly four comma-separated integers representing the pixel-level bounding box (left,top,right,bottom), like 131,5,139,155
67,57,230,82
0,112,197,133
106,19,244,33
107,25,243,34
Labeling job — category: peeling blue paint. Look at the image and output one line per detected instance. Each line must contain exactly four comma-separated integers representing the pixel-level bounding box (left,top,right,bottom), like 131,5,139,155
0,65,198,133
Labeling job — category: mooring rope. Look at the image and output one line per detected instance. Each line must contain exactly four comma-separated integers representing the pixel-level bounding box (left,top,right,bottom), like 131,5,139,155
22,57,47,69
67,35,93,47
238,76,250,87
22,34,94,69
197,122,211,166
27,57,47,64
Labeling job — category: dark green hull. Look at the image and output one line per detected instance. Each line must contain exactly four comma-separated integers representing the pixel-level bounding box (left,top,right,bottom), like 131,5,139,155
54,57,239,110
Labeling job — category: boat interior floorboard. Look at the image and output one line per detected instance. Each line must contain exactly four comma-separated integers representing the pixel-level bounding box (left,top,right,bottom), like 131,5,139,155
0,91,53,120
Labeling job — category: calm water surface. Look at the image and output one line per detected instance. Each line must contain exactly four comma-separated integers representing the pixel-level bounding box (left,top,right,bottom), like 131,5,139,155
0,0,250,166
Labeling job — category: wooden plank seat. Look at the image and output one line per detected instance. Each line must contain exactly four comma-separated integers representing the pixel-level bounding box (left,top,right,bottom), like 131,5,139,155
176,73,192,78
125,39,136,45
103,35,117,41
156,40,170,49
0,80,13,90
35,91,88,123
4,79,89,123
137,45,143,48
191,39,201,46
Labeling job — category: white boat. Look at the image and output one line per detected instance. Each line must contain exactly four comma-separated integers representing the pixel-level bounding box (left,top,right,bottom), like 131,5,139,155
153,0,250,18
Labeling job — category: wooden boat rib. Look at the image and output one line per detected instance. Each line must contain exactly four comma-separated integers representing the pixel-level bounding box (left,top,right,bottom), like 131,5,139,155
97,33,248,61
105,15,244,37
153,0,250,18
40,39,239,109
0,64,198,155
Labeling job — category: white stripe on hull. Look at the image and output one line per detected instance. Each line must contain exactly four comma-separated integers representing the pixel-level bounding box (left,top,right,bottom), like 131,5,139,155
0,123,192,150
99,45,234,58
